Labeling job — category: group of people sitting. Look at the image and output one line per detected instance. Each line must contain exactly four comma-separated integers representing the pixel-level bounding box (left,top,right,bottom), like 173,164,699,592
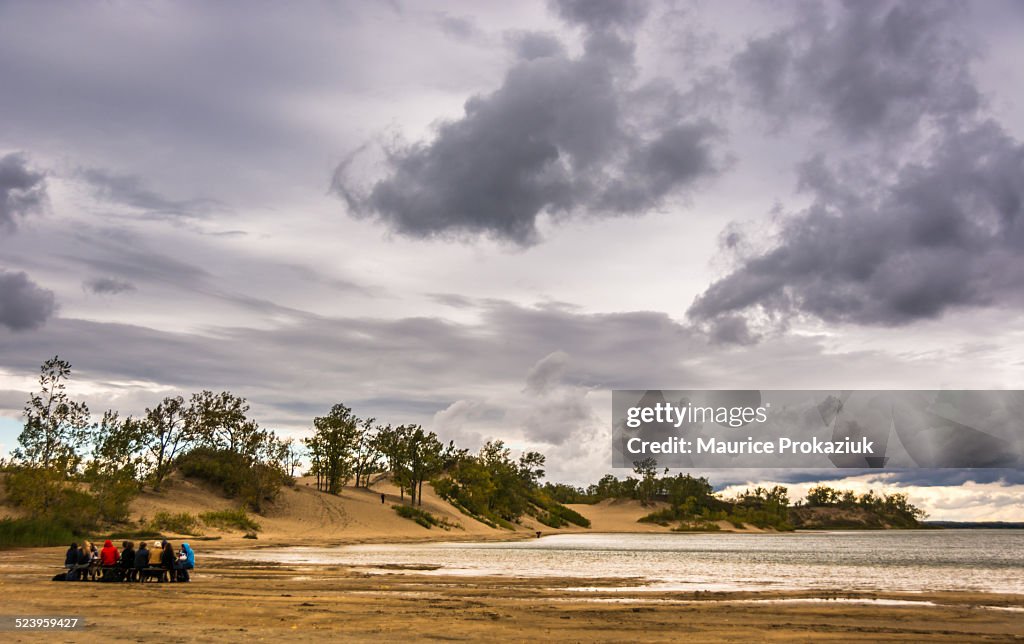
61,539,195,583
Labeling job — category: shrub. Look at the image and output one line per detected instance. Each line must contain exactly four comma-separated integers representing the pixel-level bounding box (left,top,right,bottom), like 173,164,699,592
200,508,261,533
392,504,459,530
150,512,201,535
672,521,721,532
0,517,77,549
176,447,287,513
549,503,590,528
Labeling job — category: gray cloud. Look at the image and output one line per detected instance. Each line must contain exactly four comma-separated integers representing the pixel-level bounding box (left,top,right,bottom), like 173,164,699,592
707,315,757,346
733,1,980,137
549,0,650,32
79,167,220,219
435,13,483,42
690,122,1024,327
335,1,721,245
0,269,56,331
0,152,46,232
83,276,136,295
506,31,566,61
524,350,569,395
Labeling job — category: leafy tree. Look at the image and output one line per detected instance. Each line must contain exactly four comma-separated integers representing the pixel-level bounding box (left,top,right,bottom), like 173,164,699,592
84,410,144,521
304,403,360,494
632,457,658,503
404,425,444,506
187,390,262,457
140,395,193,490
12,356,91,476
9,357,92,512
351,418,382,488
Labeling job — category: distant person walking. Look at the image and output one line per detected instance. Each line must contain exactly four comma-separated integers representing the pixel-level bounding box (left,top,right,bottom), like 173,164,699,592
381,493,386,504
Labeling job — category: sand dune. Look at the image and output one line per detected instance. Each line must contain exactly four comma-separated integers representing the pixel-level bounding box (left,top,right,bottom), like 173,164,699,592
117,475,770,546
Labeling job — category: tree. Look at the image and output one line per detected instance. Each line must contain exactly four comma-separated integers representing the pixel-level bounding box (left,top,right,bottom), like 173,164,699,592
518,451,546,488
375,424,411,500
278,437,304,479
304,403,360,494
84,410,144,521
187,390,262,457
12,356,91,475
9,357,92,512
140,395,193,490
351,417,382,488
404,425,443,506
632,457,658,503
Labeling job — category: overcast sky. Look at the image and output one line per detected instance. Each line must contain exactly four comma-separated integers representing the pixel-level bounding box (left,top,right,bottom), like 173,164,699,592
1,0,1023,520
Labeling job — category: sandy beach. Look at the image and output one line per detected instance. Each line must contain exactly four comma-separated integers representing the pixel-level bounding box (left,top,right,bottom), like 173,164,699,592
4,481,1023,642
3,541,1023,643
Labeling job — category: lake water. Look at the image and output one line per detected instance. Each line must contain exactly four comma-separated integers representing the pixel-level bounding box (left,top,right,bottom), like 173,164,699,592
213,531,1024,593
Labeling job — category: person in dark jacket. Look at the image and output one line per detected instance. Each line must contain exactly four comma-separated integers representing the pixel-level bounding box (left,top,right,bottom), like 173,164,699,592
75,542,91,581
64,543,78,567
160,541,176,582
134,542,150,582
63,543,84,581
120,541,136,582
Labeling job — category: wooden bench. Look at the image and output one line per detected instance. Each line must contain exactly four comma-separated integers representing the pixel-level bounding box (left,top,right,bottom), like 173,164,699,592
138,567,170,582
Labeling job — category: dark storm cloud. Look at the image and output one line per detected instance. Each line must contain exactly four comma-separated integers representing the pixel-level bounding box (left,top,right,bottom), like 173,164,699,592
0,152,46,232
83,277,136,295
549,0,650,31
707,315,757,346
506,31,565,61
689,122,1024,326
0,269,56,331
733,1,980,137
336,0,721,245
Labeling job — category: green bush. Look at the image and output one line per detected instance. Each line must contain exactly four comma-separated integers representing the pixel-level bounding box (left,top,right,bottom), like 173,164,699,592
549,503,590,528
672,521,721,532
200,508,261,533
150,512,201,535
0,517,77,549
392,504,459,530
177,447,287,513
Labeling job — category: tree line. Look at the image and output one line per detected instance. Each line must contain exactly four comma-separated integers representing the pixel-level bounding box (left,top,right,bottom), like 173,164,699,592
2,357,297,531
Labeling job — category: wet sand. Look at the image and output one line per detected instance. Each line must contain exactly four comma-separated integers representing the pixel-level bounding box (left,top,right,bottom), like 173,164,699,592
4,542,1022,642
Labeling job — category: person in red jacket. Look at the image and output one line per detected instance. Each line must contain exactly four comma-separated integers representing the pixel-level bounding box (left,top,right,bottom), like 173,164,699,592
99,539,119,566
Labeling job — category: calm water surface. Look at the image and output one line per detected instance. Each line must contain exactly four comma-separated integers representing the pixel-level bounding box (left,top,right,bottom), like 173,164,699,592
214,530,1024,593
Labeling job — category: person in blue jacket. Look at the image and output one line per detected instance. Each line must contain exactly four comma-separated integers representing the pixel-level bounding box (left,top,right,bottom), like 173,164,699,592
175,542,195,582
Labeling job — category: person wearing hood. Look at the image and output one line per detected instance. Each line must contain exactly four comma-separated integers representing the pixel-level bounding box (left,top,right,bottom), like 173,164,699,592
120,541,136,582
64,542,79,568
134,542,150,581
160,541,176,581
100,539,119,566
175,543,195,582
63,543,87,581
